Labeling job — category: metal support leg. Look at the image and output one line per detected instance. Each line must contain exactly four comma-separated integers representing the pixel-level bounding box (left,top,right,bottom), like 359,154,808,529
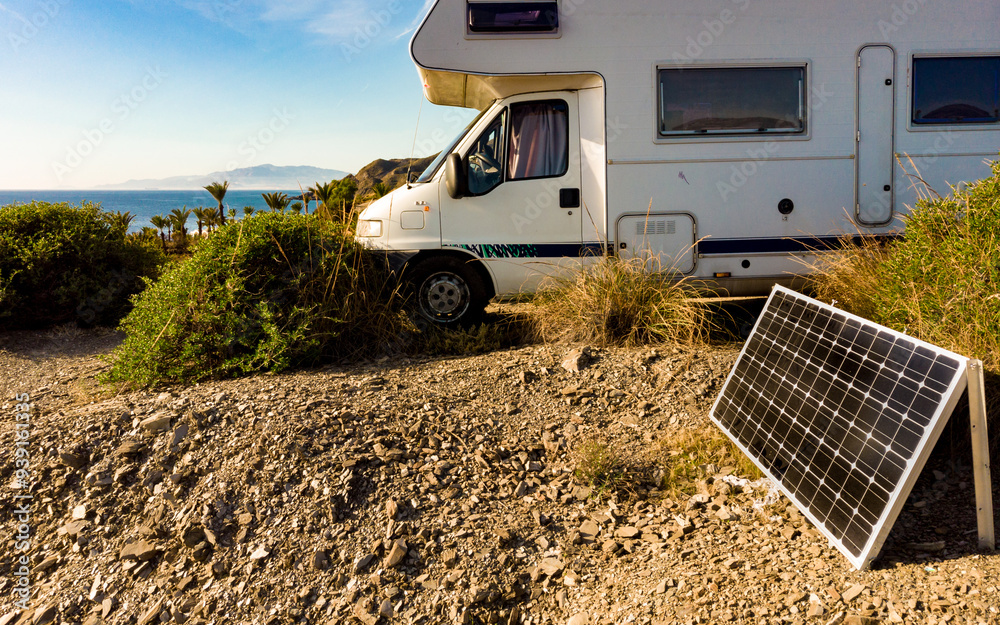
967,359,995,551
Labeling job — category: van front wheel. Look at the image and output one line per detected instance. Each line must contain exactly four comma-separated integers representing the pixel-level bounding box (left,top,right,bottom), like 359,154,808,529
408,257,488,327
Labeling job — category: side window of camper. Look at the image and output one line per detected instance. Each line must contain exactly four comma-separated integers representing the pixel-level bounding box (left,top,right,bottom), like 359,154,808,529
508,100,569,181
466,110,507,195
912,56,1000,125
658,67,806,136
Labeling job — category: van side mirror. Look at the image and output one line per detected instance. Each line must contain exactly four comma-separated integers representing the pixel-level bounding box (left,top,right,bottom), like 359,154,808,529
445,153,468,199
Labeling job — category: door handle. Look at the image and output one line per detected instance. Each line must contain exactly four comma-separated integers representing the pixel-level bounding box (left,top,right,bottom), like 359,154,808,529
560,188,580,209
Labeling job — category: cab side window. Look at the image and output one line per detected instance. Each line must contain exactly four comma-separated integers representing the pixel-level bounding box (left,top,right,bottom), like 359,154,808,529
466,109,507,195
508,100,569,180
464,99,568,196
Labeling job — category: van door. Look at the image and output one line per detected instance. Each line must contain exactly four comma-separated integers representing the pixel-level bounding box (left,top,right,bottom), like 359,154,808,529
439,92,583,293
856,45,896,226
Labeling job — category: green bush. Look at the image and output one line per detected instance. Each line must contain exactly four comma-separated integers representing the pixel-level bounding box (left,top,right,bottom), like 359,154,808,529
0,201,165,329
530,256,713,347
104,212,405,387
810,157,1000,372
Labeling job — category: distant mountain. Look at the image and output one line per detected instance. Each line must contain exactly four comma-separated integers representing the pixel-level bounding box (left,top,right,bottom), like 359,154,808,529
354,156,438,194
96,164,349,191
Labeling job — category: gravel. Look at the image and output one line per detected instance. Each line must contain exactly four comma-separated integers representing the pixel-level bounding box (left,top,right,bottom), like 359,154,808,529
0,325,998,625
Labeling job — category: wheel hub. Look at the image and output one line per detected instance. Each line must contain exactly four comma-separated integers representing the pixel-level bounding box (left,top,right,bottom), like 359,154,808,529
421,272,470,319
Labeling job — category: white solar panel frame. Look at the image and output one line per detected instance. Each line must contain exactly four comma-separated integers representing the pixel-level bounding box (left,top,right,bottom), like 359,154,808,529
710,286,969,570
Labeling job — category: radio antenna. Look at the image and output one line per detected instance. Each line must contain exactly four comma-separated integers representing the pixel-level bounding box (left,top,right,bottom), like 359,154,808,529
405,95,424,189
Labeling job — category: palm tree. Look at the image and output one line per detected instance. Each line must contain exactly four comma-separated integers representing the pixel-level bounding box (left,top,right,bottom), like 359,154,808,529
169,206,193,241
243,205,255,218
135,226,159,244
106,211,136,235
191,207,210,237
262,192,290,213
296,184,310,214
307,183,323,213
204,180,230,225
335,177,358,221
149,215,168,251
290,202,303,214
310,181,337,218
202,209,221,233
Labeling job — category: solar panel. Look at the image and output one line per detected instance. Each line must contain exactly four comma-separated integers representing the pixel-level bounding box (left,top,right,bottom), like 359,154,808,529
710,286,970,570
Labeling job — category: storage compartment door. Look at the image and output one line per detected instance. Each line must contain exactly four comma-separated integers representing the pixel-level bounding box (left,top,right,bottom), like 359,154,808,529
616,213,695,274
856,45,896,226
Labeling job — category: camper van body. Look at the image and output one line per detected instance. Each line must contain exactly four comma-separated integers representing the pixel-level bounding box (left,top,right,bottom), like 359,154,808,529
356,0,1000,324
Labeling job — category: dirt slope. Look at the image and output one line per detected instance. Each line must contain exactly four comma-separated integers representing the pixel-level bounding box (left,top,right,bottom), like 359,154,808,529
0,327,997,625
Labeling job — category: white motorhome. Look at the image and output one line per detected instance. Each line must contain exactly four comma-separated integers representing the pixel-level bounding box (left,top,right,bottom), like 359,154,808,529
356,0,1000,325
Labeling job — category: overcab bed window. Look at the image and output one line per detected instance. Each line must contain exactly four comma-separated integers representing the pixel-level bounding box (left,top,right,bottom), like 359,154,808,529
467,1,558,34
912,56,1000,125
658,66,806,137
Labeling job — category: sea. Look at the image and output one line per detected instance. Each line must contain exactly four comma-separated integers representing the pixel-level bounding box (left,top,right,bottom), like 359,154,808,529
0,190,304,233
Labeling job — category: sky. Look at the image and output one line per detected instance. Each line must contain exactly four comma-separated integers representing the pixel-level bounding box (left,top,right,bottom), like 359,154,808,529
0,0,478,189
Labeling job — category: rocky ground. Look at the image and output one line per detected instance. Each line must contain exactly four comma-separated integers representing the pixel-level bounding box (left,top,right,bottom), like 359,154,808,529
1,324,998,625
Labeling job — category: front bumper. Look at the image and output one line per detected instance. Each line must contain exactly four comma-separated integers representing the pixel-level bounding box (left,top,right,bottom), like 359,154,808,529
366,249,422,275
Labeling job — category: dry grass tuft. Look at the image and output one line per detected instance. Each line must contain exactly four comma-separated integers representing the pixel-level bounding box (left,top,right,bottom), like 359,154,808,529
572,437,628,498
656,426,762,498
807,234,895,323
531,256,714,348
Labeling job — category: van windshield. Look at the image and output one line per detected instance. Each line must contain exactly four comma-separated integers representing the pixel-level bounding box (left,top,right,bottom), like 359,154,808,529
415,106,492,184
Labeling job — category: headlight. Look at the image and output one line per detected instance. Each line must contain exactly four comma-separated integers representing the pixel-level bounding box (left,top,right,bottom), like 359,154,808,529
356,219,383,238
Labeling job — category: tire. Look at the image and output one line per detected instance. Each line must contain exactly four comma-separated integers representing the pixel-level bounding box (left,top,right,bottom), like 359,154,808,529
407,257,489,328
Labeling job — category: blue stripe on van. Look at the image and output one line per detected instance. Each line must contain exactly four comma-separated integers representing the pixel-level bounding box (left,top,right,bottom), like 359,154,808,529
446,242,609,259
448,236,899,259
697,234,900,256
